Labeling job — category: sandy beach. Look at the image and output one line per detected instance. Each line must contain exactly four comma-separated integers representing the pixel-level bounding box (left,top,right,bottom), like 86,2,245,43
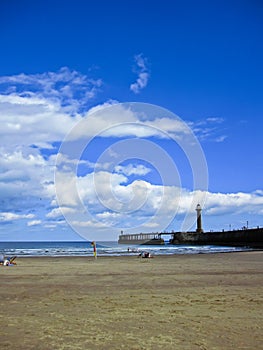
0,252,262,350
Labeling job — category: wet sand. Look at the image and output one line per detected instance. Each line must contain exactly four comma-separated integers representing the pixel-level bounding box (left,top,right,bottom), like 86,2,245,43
0,252,262,349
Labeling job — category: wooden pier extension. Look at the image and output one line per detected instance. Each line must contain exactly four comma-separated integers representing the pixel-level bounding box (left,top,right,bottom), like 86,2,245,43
118,233,165,245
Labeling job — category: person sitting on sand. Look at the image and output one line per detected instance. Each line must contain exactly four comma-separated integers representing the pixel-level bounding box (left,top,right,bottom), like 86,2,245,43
9,256,17,265
0,256,17,266
138,251,153,258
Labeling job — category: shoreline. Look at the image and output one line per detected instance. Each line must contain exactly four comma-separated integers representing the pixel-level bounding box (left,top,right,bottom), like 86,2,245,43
6,248,263,260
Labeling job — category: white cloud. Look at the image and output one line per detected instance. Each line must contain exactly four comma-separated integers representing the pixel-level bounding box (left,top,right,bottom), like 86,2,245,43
0,68,261,240
192,116,227,142
0,67,103,222
215,135,227,142
0,93,80,149
57,164,263,233
204,191,263,215
130,54,150,94
71,220,107,228
46,206,77,219
27,220,42,226
96,211,122,219
114,164,151,176
206,117,224,123
130,72,149,94
0,212,34,222
0,67,102,114
62,102,191,142
0,148,55,212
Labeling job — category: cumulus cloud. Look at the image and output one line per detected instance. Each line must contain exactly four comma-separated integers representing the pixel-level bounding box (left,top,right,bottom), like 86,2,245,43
130,54,150,94
0,67,104,235
0,212,34,222
0,67,104,150
53,163,263,235
45,206,77,219
205,191,263,215
0,94,79,149
62,102,192,142
27,220,42,226
0,67,261,240
0,74,125,237
71,220,108,228
0,147,55,215
114,164,151,176
0,67,102,114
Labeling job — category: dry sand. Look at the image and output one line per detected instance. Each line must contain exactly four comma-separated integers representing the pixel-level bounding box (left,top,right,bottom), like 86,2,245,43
0,252,262,350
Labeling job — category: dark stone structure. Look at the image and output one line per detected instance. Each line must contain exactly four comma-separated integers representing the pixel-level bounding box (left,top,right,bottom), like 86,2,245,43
118,205,263,248
169,204,263,248
169,227,263,248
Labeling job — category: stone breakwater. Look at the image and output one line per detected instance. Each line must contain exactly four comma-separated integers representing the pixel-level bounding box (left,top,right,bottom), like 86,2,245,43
170,227,263,248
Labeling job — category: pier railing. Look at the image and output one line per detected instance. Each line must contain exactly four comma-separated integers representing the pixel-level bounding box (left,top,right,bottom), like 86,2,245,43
118,233,164,242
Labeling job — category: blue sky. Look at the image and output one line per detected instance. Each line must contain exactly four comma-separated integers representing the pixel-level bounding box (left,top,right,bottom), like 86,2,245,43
0,0,263,241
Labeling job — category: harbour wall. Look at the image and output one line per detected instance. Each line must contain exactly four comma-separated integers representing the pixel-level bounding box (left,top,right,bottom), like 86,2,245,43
170,227,263,248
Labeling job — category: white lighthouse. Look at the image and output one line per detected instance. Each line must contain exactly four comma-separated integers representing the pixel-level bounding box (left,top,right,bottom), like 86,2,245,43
196,204,203,233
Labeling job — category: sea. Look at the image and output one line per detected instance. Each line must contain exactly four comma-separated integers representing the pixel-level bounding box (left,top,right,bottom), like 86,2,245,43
0,241,251,257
